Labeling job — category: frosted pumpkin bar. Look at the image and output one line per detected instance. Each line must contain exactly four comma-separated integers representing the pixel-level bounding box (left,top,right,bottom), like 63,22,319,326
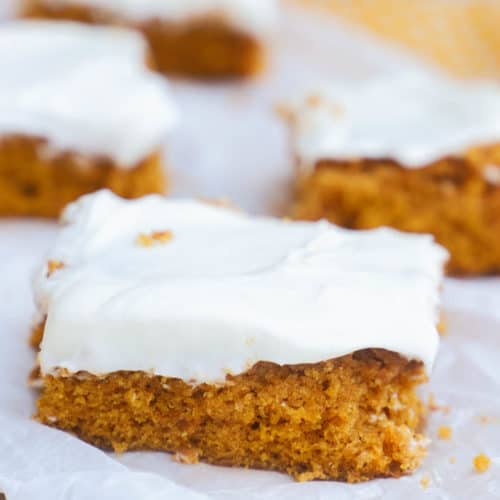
20,0,278,79
0,21,176,217
289,71,500,275
33,190,447,482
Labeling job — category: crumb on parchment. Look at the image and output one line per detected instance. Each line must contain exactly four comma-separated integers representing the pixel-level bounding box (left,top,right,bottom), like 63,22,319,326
476,415,500,425
151,231,173,243
428,393,450,414
47,260,64,277
473,453,491,473
437,425,452,440
420,474,431,489
306,93,323,107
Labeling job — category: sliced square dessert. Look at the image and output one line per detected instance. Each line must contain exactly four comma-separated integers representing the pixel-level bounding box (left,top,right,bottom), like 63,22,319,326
32,190,447,482
288,71,500,275
0,21,176,217
20,0,278,79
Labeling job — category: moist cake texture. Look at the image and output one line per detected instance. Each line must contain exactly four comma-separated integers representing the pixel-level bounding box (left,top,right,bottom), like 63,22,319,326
0,136,165,217
0,21,176,217
33,190,447,482
20,0,278,78
289,71,500,275
38,351,427,482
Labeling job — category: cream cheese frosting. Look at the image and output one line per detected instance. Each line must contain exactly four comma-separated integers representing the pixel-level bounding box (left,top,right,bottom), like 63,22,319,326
0,21,176,167
35,190,448,383
292,71,500,169
35,0,278,35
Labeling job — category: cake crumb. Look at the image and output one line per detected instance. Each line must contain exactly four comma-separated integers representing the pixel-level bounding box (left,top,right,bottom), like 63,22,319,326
428,393,450,414
151,230,173,243
420,474,431,489
437,314,447,335
135,233,154,247
274,102,293,120
136,230,173,247
173,448,199,465
437,425,452,440
47,260,64,277
473,453,491,473
476,415,500,425
449,456,456,464
306,93,323,107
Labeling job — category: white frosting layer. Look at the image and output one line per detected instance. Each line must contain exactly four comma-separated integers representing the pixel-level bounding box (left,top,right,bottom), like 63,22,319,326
292,71,500,169
38,0,278,35
35,191,447,382
0,21,176,167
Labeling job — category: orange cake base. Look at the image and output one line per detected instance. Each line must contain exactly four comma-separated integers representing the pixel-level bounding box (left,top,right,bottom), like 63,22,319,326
21,2,265,79
293,149,500,276
35,348,427,482
0,135,166,218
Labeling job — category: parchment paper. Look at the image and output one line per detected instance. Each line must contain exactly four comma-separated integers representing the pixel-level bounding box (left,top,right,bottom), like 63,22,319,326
0,4,499,499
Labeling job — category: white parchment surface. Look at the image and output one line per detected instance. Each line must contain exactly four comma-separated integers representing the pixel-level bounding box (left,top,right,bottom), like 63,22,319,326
0,4,499,499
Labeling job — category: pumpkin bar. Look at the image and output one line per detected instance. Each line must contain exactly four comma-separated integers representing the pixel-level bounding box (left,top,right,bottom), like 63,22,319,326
0,21,176,217
20,0,278,79
289,71,500,275
33,190,447,482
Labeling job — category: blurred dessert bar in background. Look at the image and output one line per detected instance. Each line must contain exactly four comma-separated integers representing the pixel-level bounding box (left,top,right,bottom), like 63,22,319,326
19,0,278,79
0,21,176,217
288,71,500,275
33,190,447,482
299,0,500,79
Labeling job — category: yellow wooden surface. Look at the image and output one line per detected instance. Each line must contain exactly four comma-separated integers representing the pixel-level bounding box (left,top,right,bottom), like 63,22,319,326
296,0,500,78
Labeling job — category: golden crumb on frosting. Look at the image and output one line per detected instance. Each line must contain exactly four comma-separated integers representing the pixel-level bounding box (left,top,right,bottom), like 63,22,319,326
135,234,154,247
135,230,173,247
151,230,173,243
